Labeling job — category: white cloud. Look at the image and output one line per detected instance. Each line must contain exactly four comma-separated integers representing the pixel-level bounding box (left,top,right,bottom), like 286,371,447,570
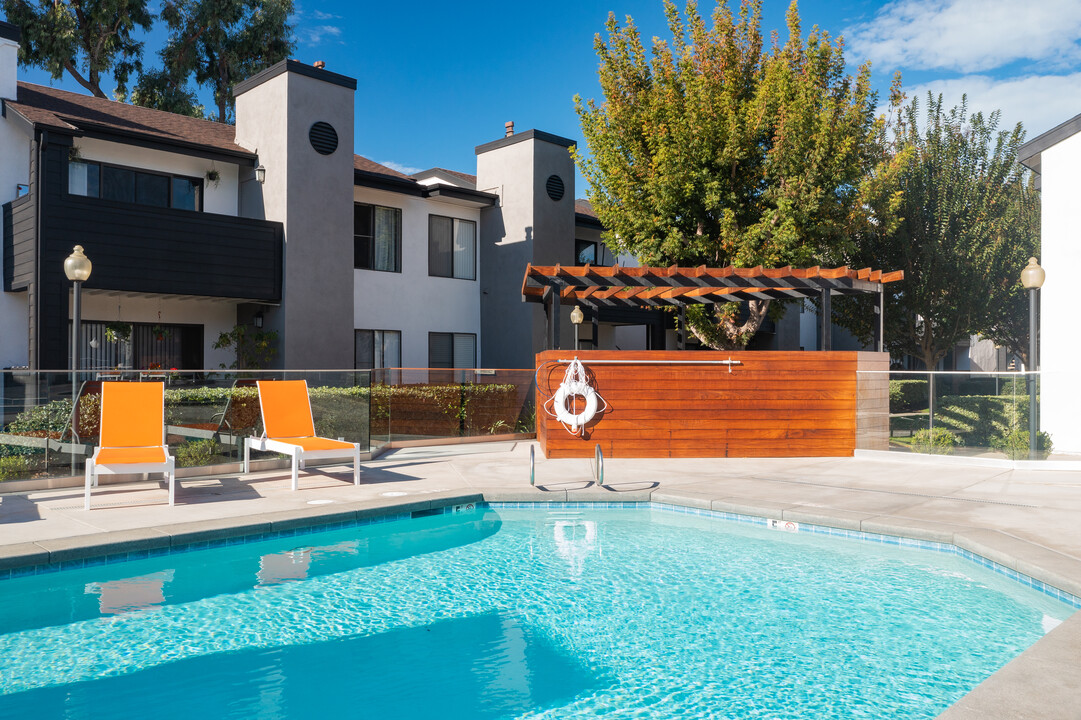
377,160,424,176
901,73,1081,138
312,10,341,20
847,0,1081,72
299,25,342,46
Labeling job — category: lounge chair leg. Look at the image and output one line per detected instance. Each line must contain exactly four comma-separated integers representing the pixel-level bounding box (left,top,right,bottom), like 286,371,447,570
243,440,250,474
168,459,176,506
354,444,360,485
291,452,299,491
84,459,93,511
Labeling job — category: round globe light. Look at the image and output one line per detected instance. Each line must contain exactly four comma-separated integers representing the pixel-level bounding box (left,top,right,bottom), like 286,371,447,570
1020,257,1045,290
64,245,92,282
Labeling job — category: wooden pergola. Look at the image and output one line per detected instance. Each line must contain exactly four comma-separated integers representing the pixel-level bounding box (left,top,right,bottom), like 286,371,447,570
522,264,904,351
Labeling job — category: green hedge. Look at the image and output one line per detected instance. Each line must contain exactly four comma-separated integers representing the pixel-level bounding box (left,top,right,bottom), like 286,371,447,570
889,380,928,412
934,394,1031,448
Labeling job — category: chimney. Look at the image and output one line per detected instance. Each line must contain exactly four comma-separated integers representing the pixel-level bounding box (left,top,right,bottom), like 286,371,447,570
0,21,20,101
313,60,326,69
505,121,514,137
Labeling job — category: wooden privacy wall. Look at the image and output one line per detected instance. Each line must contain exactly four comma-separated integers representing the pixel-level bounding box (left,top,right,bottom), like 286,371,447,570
536,350,889,459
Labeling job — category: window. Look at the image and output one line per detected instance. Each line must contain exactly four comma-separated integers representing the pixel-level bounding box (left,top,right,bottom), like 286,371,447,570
429,332,476,369
355,329,401,369
355,203,401,272
576,239,598,265
429,215,476,279
68,160,202,210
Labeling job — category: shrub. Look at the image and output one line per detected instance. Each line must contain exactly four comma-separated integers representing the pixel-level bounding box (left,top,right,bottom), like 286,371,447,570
991,430,1054,460
0,455,32,482
998,378,1027,396
7,399,73,436
911,427,962,455
889,380,928,412
934,395,1030,448
174,439,221,468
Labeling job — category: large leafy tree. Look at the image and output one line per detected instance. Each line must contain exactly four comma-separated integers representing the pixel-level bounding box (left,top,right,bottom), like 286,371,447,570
2,0,152,97
127,67,205,117
574,0,891,349
153,0,294,123
841,94,1028,371
980,177,1040,368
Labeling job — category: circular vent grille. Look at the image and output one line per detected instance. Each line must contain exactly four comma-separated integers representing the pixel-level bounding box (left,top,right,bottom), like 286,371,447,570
309,122,338,155
546,174,565,201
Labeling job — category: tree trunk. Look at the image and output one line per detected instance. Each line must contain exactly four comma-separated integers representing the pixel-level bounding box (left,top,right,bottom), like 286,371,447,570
687,300,771,350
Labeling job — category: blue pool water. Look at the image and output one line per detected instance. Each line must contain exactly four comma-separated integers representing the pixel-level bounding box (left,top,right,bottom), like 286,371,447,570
0,506,1071,719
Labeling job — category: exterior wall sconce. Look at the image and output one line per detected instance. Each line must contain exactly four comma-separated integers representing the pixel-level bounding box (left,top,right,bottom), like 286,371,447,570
255,164,266,184
570,305,584,350
253,312,264,329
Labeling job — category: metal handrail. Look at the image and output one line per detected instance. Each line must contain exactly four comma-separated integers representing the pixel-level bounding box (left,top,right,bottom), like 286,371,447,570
529,444,535,486
593,443,604,487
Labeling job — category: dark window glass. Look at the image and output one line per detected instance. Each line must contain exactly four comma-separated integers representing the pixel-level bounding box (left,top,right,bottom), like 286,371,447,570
354,203,373,269
68,161,101,197
429,332,453,368
355,330,375,370
429,332,475,368
102,166,135,202
135,172,169,207
576,240,598,265
429,216,453,278
172,177,200,210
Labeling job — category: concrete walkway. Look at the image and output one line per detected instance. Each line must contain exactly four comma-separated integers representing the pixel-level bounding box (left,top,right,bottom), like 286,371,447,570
2,441,1080,719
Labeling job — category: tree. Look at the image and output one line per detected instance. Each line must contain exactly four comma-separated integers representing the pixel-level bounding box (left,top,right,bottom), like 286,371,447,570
127,67,205,117
156,0,294,123
2,0,152,98
840,93,1028,371
573,0,890,349
981,177,1040,368
213,324,278,369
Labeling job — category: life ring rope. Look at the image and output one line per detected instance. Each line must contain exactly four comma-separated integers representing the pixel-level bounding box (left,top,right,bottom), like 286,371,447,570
542,358,608,436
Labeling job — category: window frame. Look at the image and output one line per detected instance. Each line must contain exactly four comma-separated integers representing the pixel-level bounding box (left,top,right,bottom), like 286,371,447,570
67,158,204,211
575,239,599,266
428,332,477,369
428,214,477,280
354,202,403,273
354,328,402,370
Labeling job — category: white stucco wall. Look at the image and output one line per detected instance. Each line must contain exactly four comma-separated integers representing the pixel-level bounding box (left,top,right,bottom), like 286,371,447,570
75,292,236,369
1037,131,1081,454
73,138,239,216
352,187,481,368
0,38,30,367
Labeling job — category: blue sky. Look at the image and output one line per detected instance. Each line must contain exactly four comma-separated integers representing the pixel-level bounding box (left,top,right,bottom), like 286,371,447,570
9,0,1081,188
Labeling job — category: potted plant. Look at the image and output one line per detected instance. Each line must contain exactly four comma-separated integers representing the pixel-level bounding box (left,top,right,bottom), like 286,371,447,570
104,322,133,344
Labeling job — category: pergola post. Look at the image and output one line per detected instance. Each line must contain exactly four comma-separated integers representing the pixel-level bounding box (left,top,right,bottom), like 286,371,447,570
819,289,832,351
877,287,885,353
678,306,686,350
591,308,599,349
549,284,561,350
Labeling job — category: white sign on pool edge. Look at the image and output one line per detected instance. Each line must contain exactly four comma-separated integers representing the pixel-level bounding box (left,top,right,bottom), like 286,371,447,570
768,519,799,533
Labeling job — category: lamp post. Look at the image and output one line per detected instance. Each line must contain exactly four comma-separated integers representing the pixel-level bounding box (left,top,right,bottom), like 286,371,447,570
1020,257,1045,459
64,245,92,406
570,305,584,351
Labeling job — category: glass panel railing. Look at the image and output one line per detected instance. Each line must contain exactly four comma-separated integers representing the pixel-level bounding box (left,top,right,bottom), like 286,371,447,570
855,370,1071,461
368,368,536,449
0,370,371,483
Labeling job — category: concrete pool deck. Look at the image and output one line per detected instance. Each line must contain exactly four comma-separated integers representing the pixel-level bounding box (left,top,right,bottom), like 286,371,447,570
1,441,1080,719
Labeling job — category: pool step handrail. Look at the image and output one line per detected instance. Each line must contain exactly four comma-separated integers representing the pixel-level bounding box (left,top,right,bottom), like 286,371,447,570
594,443,604,487
529,444,535,486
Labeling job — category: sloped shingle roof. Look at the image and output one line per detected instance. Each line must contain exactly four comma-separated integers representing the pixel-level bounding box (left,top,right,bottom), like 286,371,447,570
7,82,253,158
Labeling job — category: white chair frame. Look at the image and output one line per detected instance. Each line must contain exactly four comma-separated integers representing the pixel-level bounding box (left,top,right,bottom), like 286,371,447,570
84,429,176,510
244,436,361,491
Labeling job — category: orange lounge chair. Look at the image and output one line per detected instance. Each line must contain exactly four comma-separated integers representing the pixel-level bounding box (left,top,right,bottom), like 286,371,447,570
244,380,361,490
84,382,176,510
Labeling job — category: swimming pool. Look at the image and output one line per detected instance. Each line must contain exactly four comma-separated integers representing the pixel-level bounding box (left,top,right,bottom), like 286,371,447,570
0,504,1072,719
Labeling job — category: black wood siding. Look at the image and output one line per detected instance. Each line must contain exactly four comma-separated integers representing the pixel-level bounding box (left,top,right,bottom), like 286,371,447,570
2,195,36,290
30,142,283,368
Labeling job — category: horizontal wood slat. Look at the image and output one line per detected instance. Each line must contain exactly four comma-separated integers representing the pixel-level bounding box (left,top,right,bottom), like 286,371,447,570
536,350,888,459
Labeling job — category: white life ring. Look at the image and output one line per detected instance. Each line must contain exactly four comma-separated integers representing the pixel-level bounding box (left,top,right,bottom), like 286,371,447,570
553,381,598,431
